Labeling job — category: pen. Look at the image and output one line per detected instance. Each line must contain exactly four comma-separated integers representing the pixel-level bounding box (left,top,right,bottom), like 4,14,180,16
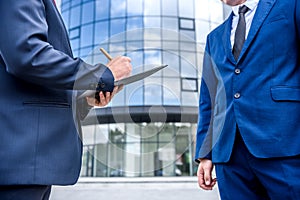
100,48,113,61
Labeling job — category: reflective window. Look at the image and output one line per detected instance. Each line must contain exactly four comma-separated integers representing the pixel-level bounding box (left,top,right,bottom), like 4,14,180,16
69,26,80,39
162,17,178,30
180,52,197,78
127,0,143,16
178,0,194,18
70,5,81,28
162,51,179,77
127,17,144,31
80,46,93,58
144,0,161,16
162,0,178,16
144,78,162,105
181,91,198,106
61,10,70,27
179,18,195,30
70,38,79,51
181,78,198,92
82,2,94,24
94,21,109,44
126,82,144,106
144,17,161,28
72,0,82,7
110,0,126,18
80,24,94,47
163,78,180,105
196,20,210,44
95,0,109,20
144,51,162,74
195,0,209,20
110,19,126,39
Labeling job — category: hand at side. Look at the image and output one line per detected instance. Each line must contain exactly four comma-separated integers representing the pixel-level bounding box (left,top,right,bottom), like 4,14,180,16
197,159,217,190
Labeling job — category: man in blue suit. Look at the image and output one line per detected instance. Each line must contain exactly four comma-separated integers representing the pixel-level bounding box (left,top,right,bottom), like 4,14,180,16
0,0,131,199
195,0,300,199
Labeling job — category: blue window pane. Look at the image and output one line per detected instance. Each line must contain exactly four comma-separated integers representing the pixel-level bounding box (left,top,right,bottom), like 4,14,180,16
127,82,144,106
179,18,195,30
70,38,79,51
180,30,195,41
162,0,178,16
178,0,194,18
181,91,198,106
110,19,126,39
82,2,94,24
162,17,178,30
69,27,80,39
95,0,109,20
144,0,161,16
144,78,162,105
110,0,126,18
80,46,93,58
180,52,197,78
181,78,198,92
72,0,82,7
144,50,162,76
127,17,144,30
70,6,81,28
144,17,161,28
162,51,179,77
163,78,180,106
127,0,143,16
127,50,144,69
80,24,94,47
61,10,70,28
94,21,109,45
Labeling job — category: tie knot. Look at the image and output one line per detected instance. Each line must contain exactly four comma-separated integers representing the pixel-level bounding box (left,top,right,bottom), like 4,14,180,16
238,5,249,15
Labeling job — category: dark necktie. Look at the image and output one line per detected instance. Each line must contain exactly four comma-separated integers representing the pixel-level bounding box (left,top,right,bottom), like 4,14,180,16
232,5,249,61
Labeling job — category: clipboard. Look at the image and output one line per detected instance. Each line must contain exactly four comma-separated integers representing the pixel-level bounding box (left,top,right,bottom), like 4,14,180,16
79,64,167,98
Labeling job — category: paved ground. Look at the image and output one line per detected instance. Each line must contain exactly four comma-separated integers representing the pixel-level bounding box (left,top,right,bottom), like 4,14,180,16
50,177,220,200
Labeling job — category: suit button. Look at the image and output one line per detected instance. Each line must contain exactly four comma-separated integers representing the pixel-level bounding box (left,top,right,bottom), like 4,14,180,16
235,69,241,74
100,83,106,88
234,93,241,99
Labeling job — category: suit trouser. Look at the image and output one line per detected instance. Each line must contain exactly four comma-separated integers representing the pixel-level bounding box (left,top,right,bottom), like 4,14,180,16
215,131,300,200
0,185,51,200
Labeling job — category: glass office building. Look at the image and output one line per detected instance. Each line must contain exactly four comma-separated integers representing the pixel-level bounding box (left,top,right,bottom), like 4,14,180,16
61,0,227,177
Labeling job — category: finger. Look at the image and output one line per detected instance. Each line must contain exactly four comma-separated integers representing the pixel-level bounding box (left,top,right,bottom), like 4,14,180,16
197,165,207,190
105,91,111,102
110,86,118,100
86,96,98,106
99,91,106,106
204,167,212,186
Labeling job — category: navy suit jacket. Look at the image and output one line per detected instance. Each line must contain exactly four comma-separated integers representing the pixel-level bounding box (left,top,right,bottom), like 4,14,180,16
0,0,114,185
195,0,300,163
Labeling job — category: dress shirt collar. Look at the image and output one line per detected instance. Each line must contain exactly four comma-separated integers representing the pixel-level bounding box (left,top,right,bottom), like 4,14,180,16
232,0,260,16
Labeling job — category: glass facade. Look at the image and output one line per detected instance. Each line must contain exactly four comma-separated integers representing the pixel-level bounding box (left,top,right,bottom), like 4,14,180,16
61,0,226,177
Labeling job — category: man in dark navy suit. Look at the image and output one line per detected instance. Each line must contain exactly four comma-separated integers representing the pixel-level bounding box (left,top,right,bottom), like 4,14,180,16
195,0,300,199
0,0,131,199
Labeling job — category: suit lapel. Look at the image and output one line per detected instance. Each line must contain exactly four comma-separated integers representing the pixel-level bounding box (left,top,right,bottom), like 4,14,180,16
238,0,277,61
222,13,236,64
47,0,73,56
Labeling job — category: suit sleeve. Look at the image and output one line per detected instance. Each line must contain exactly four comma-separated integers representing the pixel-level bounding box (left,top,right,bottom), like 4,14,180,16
0,0,114,92
194,37,216,162
296,0,300,42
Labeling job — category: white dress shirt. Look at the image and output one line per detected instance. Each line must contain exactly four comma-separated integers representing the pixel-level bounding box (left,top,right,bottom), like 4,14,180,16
230,0,260,48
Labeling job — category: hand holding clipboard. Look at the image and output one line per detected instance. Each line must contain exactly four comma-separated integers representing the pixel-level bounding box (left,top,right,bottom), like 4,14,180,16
80,48,167,99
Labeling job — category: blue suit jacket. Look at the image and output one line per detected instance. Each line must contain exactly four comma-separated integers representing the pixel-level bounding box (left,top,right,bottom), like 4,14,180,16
195,0,300,163
0,0,114,185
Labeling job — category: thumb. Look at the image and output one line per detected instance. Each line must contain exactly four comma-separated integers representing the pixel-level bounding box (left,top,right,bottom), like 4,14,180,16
204,168,212,185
